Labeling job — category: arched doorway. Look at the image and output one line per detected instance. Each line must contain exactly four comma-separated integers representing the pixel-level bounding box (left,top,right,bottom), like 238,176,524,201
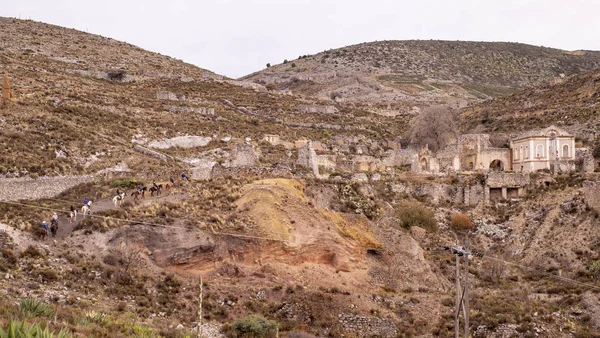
420,158,428,171
489,159,504,171
562,144,569,158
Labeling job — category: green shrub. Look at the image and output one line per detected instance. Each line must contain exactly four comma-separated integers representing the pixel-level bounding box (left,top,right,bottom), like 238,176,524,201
19,299,54,318
0,321,71,338
394,202,437,232
230,314,278,338
111,178,141,189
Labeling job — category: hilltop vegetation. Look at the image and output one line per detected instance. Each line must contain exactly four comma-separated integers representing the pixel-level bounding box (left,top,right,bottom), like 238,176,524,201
243,40,600,113
462,66,600,139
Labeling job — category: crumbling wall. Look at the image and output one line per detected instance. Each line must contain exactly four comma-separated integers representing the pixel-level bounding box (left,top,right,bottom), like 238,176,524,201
486,172,530,188
382,149,416,168
576,148,595,173
132,145,173,162
582,180,600,212
226,143,259,167
316,155,337,170
296,142,320,176
480,148,512,171
190,161,217,180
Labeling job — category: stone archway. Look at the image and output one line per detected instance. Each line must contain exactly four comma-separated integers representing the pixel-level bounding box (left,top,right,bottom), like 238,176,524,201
489,159,504,171
420,158,429,171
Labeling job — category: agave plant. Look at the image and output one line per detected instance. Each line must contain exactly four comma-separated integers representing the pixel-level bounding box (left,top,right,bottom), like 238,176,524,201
83,311,109,325
0,321,71,338
18,299,54,318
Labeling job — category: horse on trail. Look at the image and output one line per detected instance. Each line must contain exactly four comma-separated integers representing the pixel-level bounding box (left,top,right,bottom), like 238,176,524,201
39,228,47,241
68,210,77,223
81,201,92,218
149,184,162,197
131,187,147,201
50,219,58,238
112,192,126,206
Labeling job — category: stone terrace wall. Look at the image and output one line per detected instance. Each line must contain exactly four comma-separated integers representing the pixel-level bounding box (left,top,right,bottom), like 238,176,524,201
0,176,93,201
486,172,530,188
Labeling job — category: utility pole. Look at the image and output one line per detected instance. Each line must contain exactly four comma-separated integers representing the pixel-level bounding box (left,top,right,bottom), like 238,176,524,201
197,276,203,338
455,250,460,338
446,242,482,338
464,236,470,338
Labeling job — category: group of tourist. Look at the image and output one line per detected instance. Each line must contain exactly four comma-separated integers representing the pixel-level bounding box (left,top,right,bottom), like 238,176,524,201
39,171,191,234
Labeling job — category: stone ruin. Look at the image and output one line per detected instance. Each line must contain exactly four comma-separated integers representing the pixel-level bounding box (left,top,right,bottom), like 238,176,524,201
1,73,14,103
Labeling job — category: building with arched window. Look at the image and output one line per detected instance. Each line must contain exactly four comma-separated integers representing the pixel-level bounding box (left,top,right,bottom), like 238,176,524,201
510,126,575,172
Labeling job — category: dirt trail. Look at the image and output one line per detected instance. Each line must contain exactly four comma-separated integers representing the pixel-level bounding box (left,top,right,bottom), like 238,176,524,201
53,193,186,239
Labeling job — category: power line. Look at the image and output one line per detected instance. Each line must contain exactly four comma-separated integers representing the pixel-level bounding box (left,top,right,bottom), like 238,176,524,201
434,240,600,292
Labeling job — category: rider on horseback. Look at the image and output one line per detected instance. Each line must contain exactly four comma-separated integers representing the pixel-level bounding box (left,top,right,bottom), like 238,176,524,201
52,213,58,221
181,171,189,182
41,221,48,231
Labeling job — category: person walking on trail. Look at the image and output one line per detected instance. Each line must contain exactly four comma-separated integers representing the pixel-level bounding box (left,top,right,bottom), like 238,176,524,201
181,171,189,182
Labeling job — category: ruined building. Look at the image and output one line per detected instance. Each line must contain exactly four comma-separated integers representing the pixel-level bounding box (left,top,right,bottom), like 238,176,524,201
1,73,14,103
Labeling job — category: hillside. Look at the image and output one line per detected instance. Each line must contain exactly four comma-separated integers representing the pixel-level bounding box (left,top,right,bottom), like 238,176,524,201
461,66,600,139
0,18,397,178
242,40,600,114
3,18,600,338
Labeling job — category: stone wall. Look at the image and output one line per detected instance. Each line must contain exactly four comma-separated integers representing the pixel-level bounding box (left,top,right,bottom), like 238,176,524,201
486,172,530,188
298,105,338,114
211,165,293,180
576,148,596,173
296,142,320,176
163,105,215,116
382,149,415,168
391,181,484,206
132,145,174,162
225,143,259,168
316,154,337,170
582,180,600,212
0,176,93,202
480,148,512,171
190,161,217,181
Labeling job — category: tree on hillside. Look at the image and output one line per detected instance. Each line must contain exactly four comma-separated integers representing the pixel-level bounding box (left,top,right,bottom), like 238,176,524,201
408,106,458,152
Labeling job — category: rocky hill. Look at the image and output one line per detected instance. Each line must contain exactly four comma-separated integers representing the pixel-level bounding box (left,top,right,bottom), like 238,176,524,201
461,66,600,140
242,40,600,114
2,18,600,338
0,18,397,178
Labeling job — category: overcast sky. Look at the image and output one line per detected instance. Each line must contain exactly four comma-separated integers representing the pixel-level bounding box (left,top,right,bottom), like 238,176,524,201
5,0,600,78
